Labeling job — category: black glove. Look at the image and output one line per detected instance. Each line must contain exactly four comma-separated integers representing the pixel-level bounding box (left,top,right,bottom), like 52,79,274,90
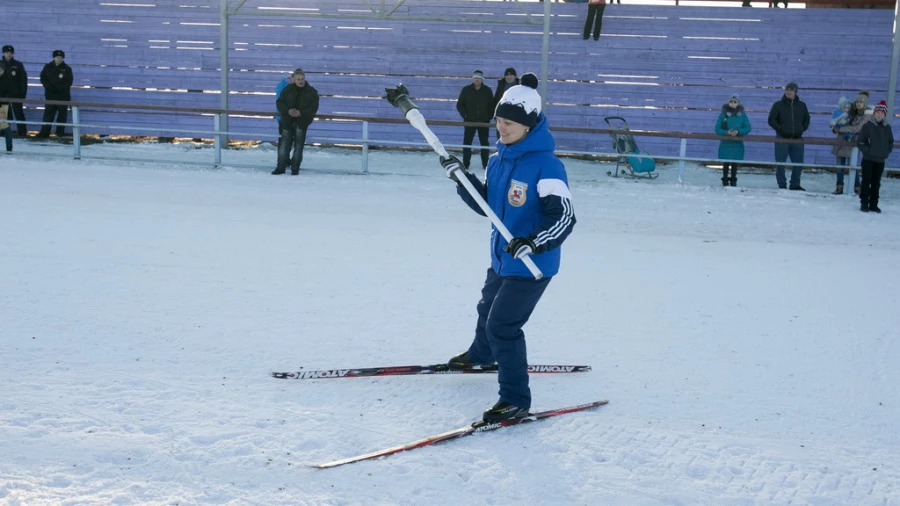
504,237,536,259
440,155,467,182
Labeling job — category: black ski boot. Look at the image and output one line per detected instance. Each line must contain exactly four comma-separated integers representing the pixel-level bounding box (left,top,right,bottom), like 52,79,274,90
448,351,473,370
483,400,529,423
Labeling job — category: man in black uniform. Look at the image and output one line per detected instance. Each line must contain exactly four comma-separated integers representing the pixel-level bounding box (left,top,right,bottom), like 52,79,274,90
1,45,28,137
38,49,74,138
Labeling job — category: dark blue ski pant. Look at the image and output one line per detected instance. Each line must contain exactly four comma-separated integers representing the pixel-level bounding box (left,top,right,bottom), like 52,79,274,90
466,267,551,410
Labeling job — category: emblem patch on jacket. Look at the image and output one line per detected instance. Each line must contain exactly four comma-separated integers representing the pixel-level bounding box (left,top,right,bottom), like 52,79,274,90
508,179,528,207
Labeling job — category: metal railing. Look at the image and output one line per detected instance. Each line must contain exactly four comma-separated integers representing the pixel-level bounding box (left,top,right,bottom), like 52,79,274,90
2,98,897,186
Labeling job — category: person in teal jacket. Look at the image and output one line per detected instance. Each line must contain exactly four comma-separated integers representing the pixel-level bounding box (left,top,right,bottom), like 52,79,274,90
439,73,576,423
715,94,751,186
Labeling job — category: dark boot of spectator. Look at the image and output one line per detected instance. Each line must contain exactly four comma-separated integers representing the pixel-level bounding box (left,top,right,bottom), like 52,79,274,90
833,183,844,195
721,168,729,187
730,177,737,187
730,165,737,186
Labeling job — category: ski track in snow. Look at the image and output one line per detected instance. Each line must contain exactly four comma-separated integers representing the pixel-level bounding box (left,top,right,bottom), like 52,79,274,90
1,143,899,505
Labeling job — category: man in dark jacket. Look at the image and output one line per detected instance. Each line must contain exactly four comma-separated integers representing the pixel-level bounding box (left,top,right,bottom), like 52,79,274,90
493,68,519,141
767,82,810,190
38,49,74,138
274,68,319,175
1,45,28,137
0,61,14,150
857,101,894,213
456,70,494,170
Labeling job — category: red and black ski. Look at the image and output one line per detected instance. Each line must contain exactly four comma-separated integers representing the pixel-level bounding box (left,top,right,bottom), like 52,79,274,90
313,400,608,469
272,363,591,380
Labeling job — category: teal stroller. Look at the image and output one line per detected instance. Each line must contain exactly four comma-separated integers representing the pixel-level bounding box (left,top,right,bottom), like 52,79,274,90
604,116,657,179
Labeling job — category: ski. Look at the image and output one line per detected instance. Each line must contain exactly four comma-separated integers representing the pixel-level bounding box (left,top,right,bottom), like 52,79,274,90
271,363,591,380
313,400,608,469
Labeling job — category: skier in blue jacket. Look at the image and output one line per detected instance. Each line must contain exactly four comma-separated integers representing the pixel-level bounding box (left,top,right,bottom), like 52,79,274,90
440,73,576,422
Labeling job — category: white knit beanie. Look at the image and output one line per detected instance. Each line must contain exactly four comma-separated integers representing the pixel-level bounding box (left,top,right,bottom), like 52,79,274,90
494,73,541,127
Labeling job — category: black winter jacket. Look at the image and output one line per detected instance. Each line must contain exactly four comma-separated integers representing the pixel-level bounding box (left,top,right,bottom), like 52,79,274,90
456,83,495,124
0,57,28,98
0,66,14,105
857,117,894,162
493,77,519,109
40,61,73,101
276,82,319,130
767,94,810,139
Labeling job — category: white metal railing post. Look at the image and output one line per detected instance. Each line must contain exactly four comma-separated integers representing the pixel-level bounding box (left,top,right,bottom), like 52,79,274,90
214,114,222,167
677,138,687,183
848,146,859,195
361,121,369,173
72,106,82,160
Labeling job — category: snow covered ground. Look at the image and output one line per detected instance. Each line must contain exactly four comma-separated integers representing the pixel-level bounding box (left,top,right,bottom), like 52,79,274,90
2,139,899,505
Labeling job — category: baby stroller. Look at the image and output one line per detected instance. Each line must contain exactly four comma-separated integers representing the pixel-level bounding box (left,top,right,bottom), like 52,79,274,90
604,116,657,179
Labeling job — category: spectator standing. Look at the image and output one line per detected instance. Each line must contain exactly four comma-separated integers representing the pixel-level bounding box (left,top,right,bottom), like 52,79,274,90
830,92,869,195
456,70,494,170
715,94,751,187
493,68,519,140
857,101,893,213
440,73,576,422
1,45,28,137
767,82,810,190
583,0,606,41
274,73,292,139
38,49,73,138
0,61,14,151
274,68,319,175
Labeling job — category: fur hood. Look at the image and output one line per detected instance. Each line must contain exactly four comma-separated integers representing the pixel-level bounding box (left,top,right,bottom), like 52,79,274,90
721,103,745,115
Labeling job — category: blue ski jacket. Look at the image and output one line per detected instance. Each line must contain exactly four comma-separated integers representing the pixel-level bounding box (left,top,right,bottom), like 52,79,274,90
456,113,576,278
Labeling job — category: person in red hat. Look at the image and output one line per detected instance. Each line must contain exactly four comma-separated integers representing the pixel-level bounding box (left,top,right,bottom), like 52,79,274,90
857,100,894,213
